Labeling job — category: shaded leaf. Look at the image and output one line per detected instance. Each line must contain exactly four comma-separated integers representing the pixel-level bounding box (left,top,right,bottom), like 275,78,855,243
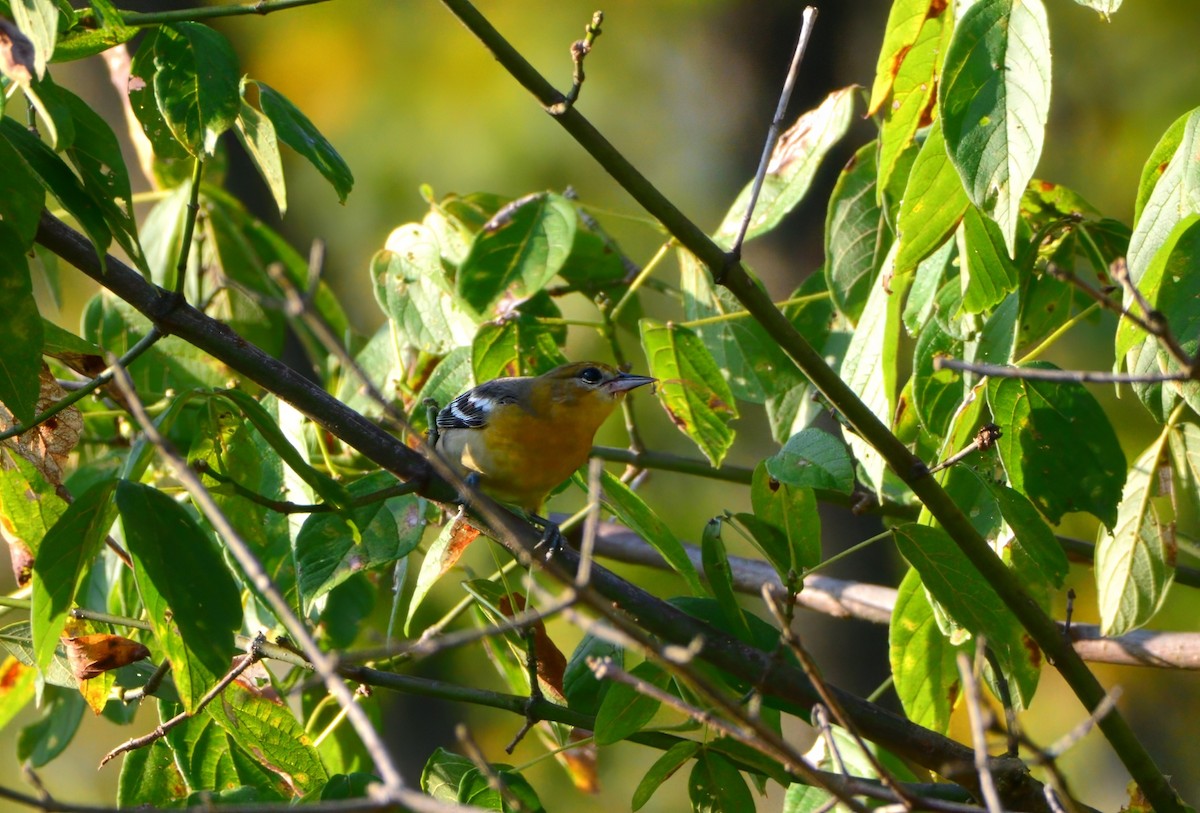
766,427,855,494
257,81,354,203
116,480,241,710
594,660,671,746
987,364,1126,527
30,479,116,672
633,740,700,811
688,750,753,813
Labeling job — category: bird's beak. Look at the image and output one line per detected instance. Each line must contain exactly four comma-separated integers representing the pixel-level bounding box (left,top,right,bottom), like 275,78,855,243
606,372,656,394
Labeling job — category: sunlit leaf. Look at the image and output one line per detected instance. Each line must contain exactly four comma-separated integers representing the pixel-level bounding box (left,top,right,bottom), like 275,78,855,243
890,568,962,733
1127,109,1200,287
939,0,1051,253
640,319,737,467
151,23,240,155
825,142,890,323
958,204,1019,314
714,87,857,246
895,126,969,278
235,99,287,217
1096,434,1176,636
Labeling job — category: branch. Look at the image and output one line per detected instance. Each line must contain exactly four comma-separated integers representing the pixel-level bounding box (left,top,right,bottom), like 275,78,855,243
33,213,1056,810
431,4,1186,808
589,523,1200,670
934,357,1191,384
114,0,329,26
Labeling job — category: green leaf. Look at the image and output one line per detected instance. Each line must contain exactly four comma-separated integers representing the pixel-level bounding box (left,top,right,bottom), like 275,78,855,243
0,116,112,264
371,231,475,356
688,750,753,813
765,427,855,494
889,568,962,733
153,23,241,156
235,98,287,217
217,389,350,510
1169,422,1200,519
256,81,354,203
52,0,137,64
423,748,544,812
295,472,424,612
911,315,964,438
939,0,1051,253
872,2,953,197
678,250,802,404
751,463,821,574
456,193,576,317
30,479,116,673
0,134,44,246
594,660,671,745
594,468,704,596
17,686,84,767
128,29,190,163
632,740,700,811
700,518,752,642
902,236,955,334
10,0,58,78
207,680,329,797
714,87,856,246
1096,433,1176,636
824,141,890,323
0,657,36,732
166,710,286,800
893,523,1040,708
562,634,623,717
1134,108,1194,225
640,319,737,467
116,480,242,710
957,204,1019,314
117,739,187,807
56,83,148,274
0,223,42,426
988,481,1069,591
1129,110,1200,288
471,297,567,382
988,365,1127,527
838,250,905,492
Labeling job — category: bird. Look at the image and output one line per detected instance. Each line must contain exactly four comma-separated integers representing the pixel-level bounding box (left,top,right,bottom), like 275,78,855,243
432,361,655,542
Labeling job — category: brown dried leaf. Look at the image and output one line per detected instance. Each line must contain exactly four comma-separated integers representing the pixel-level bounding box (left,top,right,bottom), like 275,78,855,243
0,365,83,486
2,531,33,587
0,19,35,86
558,728,600,794
497,592,567,704
63,633,151,681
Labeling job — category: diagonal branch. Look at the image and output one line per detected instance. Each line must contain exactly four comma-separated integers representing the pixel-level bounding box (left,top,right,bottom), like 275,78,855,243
431,4,1187,808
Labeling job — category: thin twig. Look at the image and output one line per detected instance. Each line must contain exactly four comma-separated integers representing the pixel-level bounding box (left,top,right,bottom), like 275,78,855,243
929,424,1002,475
728,6,817,259
590,525,1200,669
504,626,545,754
100,635,265,766
107,366,411,801
933,357,1191,384
764,590,915,810
115,0,329,25
548,11,603,114
957,651,1003,813
458,725,532,813
576,458,604,588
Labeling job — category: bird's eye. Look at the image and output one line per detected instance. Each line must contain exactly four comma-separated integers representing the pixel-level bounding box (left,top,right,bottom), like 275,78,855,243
578,366,604,385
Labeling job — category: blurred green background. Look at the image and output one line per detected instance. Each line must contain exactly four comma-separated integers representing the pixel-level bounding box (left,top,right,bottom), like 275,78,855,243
11,0,1200,810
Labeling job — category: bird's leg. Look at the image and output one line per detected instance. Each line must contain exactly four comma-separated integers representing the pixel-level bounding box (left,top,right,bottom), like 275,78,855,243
528,511,566,559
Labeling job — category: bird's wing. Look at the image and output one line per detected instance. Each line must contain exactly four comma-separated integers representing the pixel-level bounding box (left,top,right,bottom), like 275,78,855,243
435,381,517,430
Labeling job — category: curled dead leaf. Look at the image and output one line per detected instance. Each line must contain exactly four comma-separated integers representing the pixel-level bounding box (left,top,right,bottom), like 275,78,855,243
0,365,83,486
63,633,150,681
